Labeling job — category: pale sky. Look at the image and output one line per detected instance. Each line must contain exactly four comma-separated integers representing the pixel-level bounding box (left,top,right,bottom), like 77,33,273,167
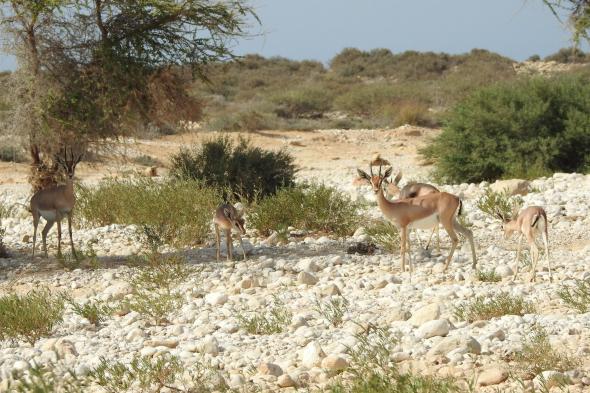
0,1,585,70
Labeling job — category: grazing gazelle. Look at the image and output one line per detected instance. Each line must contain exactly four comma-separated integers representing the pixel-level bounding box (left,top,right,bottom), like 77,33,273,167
214,203,247,262
31,148,83,257
497,206,551,282
385,171,441,251
357,164,476,273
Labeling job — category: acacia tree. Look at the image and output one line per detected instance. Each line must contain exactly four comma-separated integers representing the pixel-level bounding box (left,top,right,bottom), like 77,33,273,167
0,0,257,190
543,1,590,46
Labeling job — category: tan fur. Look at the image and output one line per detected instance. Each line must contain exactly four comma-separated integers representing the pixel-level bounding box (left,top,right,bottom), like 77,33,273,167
30,149,82,258
502,206,551,282
358,166,476,274
214,203,246,262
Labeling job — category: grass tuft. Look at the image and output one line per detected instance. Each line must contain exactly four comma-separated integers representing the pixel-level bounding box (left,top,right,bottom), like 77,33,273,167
314,296,350,327
364,220,400,254
454,292,536,322
123,253,192,325
476,269,501,283
237,295,292,335
476,187,523,221
0,289,65,345
557,278,590,313
514,325,581,379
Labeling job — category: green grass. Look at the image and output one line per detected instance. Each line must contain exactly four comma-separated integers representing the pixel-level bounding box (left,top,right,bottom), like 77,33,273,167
326,324,461,392
314,296,350,327
76,178,219,250
364,220,400,254
454,292,536,322
66,297,114,327
557,278,590,313
514,325,581,379
476,187,523,221
476,269,501,283
237,295,292,335
123,253,192,325
249,183,362,237
0,289,65,345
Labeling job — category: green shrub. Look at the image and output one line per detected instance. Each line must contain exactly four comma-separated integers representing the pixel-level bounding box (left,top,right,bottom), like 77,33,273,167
364,220,400,254
514,325,581,379
0,202,8,258
327,324,460,393
169,135,295,201
0,289,65,345
249,183,362,236
237,295,292,335
124,253,191,325
66,297,114,327
314,296,349,327
0,145,26,163
89,354,228,393
131,154,160,167
76,178,219,249
205,108,277,131
271,86,333,118
423,75,590,182
56,245,100,271
476,269,501,283
557,278,590,313
476,187,523,221
8,362,85,393
454,292,535,322
544,47,589,63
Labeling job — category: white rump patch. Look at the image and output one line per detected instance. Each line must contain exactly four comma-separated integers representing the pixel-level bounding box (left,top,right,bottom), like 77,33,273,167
409,213,439,230
38,210,57,222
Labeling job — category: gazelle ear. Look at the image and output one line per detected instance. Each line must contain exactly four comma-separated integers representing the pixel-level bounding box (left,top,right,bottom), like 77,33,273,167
393,171,402,185
383,166,393,179
223,207,233,219
357,169,370,180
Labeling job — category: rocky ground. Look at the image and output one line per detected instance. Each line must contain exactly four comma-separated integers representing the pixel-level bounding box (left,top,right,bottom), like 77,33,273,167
0,128,589,392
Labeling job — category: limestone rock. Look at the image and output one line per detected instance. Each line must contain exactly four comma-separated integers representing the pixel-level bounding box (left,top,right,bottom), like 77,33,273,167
408,304,441,327
478,367,508,386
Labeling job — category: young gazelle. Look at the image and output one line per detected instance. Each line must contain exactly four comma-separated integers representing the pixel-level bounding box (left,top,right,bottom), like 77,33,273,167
498,206,551,282
30,148,83,257
213,203,247,262
385,172,441,250
357,164,476,273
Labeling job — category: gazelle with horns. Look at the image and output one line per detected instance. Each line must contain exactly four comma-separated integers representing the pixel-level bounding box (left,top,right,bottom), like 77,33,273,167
497,206,551,282
214,203,247,262
385,171,441,251
357,164,476,273
30,148,83,257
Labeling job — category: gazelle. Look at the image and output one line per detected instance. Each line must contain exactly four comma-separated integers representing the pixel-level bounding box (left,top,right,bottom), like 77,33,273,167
30,148,83,257
357,164,476,273
497,206,551,282
214,203,247,262
385,172,441,251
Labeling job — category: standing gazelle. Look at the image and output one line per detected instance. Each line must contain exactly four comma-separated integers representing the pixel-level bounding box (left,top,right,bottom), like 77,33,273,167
214,203,247,262
385,172,441,251
31,148,83,257
497,206,551,282
357,164,476,273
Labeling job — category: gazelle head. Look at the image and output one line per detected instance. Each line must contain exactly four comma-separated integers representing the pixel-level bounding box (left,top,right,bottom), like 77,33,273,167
55,147,83,180
357,164,393,194
225,205,246,235
495,208,519,239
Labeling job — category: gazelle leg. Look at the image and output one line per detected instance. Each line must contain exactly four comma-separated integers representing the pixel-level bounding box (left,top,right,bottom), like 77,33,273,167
237,233,247,261
57,219,62,257
425,227,435,250
413,229,425,249
543,231,551,282
452,219,476,270
32,213,39,258
529,239,539,283
215,224,221,261
400,227,407,272
436,225,441,254
406,232,413,274
41,220,55,258
513,234,523,281
226,229,232,261
67,213,75,256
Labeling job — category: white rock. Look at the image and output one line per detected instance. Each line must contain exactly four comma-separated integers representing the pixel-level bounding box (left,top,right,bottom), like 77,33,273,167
495,265,514,278
258,362,283,377
201,336,220,356
300,341,326,369
297,258,320,272
277,374,297,388
428,335,481,357
478,367,509,386
297,271,318,285
408,304,441,327
490,179,530,196
205,292,228,306
321,355,348,371
416,319,450,339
